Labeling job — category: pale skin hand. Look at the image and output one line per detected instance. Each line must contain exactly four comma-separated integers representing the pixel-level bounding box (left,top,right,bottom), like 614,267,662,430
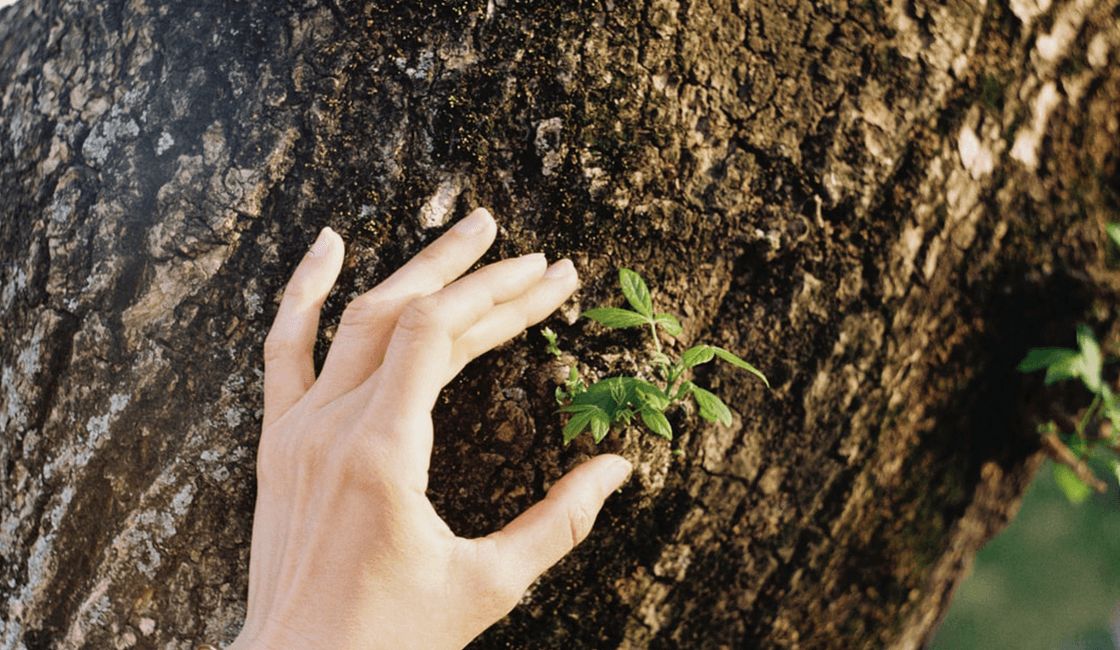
228,208,632,650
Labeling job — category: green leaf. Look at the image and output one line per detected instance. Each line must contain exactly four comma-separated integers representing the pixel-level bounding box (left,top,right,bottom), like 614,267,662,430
680,345,716,368
569,378,626,413
1109,458,1120,486
562,406,597,444
619,268,653,317
654,313,683,337
712,347,770,387
1066,432,1090,457
692,386,733,426
589,409,611,443
1106,405,1120,444
1107,223,1120,249
542,327,561,357
1017,347,1079,373
581,307,651,329
1052,462,1093,504
640,407,673,439
1098,385,1120,442
1077,325,1103,393
629,378,671,410
1043,352,1085,386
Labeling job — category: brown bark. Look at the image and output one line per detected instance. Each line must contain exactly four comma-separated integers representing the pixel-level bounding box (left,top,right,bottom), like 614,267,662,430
1,0,1117,648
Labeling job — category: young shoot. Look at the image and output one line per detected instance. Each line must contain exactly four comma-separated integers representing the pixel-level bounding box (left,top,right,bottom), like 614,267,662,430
547,268,768,444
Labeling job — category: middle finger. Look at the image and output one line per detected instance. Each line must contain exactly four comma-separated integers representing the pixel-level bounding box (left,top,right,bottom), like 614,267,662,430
312,208,498,402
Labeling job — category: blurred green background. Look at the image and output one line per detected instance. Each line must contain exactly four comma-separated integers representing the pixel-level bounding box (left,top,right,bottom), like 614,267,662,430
930,459,1120,650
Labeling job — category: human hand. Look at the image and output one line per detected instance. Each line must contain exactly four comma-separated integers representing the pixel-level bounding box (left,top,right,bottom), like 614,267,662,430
229,208,632,650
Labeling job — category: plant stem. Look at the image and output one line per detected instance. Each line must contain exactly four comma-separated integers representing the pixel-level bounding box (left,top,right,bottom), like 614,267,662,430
1077,394,1102,437
649,322,662,355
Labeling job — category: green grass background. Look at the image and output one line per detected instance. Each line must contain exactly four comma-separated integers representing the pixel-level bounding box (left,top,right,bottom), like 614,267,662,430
930,459,1120,650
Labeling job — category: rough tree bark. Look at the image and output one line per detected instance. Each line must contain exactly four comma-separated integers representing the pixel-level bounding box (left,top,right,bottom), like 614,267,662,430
1,0,1118,648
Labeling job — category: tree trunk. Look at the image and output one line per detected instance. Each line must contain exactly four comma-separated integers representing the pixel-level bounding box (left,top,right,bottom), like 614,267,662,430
1,0,1117,648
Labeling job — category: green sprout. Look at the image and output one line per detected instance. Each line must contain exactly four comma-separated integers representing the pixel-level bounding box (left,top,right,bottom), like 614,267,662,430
542,327,562,357
1018,222,1120,503
546,269,768,444
1019,325,1120,503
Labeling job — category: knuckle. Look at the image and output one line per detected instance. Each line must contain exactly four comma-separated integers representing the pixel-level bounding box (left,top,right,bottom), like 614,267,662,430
412,243,449,270
280,279,309,305
256,427,328,486
262,328,297,363
396,295,442,334
338,291,387,330
566,498,597,548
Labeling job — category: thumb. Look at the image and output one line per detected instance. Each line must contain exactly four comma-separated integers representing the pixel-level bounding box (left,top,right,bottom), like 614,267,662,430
483,455,632,590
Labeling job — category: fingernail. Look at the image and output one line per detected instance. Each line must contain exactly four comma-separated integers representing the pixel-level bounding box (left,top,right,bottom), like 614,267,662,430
309,227,334,257
453,208,492,236
605,458,633,492
544,258,575,279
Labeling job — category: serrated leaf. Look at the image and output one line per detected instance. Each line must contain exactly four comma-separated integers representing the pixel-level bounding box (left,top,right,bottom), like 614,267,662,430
562,406,597,443
1053,462,1093,504
640,407,673,439
557,403,591,413
628,378,671,410
1077,325,1102,393
1017,347,1079,373
712,347,770,387
680,345,716,368
619,268,653,317
654,313,683,336
571,378,626,412
1107,223,1120,249
692,386,733,426
582,307,651,329
590,409,611,443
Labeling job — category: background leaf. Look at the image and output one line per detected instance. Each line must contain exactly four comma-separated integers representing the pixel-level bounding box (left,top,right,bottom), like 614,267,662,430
1052,463,1093,504
619,268,653,316
582,307,651,328
1076,325,1102,393
1044,353,1086,386
1017,347,1079,373
1107,222,1120,248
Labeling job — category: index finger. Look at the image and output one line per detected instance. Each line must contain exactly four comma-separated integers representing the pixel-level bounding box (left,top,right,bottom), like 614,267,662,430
313,208,498,402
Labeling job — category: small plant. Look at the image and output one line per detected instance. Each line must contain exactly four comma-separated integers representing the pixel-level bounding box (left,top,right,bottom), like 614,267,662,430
546,269,768,444
1019,325,1120,502
1017,223,1120,503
